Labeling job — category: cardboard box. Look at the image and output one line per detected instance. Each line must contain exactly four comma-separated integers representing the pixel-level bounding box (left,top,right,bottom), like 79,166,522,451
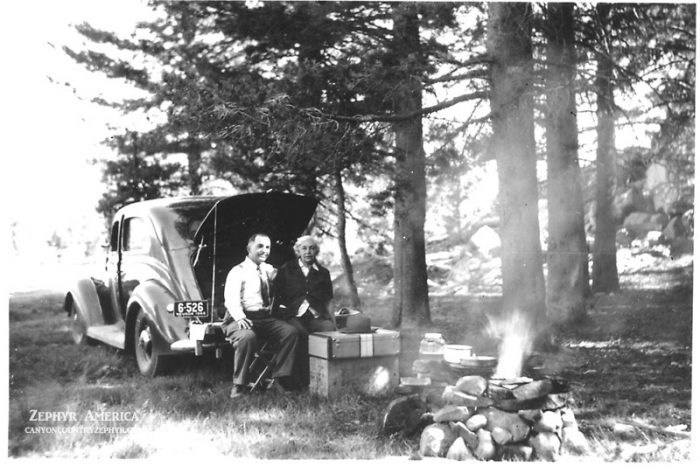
308,329,401,359
309,355,399,397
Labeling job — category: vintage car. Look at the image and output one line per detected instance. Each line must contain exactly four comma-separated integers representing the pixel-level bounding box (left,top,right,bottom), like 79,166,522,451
64,192,317,376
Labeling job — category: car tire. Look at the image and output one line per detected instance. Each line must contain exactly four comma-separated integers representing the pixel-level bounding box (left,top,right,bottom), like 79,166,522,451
70,302,93,345
133,308,169,376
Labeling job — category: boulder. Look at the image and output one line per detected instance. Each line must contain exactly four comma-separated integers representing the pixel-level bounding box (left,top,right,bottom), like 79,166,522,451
562,426,590,455
466,413,488,432
559,407,577,428
534,410,562,435
450,421,479,450
446,437,473,461
518,409,543,424
434,405,471,423
483,407,530,443
380,395,429,436
530,431,561,461
491,426,513,445
512,379,553,401
442,386,477,406
541,393,569,410
663,216,690,241
455,375,488,396
469,225,501,257
623,212,663,238
474,429,496,460
419,423,457,457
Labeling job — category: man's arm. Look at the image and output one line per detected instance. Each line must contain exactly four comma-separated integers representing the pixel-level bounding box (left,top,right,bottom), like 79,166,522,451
223,267,247,322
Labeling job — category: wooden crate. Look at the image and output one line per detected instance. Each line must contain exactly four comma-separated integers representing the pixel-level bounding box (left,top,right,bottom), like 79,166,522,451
309,355,399,397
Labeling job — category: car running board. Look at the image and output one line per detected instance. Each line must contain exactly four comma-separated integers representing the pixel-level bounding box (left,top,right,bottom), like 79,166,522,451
86,324,125,349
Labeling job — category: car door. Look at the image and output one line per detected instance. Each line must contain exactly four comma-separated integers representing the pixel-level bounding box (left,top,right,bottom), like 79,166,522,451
106,218,124,320
119,216,155,311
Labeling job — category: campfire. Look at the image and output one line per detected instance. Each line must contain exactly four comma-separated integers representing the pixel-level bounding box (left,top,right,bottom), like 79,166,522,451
382,312,590,461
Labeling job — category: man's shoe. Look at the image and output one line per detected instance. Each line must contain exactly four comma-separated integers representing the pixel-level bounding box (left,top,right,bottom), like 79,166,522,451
230,385,246,399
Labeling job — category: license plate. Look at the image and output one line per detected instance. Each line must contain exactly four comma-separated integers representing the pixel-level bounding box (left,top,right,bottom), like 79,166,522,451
173,300,209,318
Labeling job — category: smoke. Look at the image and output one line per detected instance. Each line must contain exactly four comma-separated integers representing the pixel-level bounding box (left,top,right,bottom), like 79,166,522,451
486,309,534,379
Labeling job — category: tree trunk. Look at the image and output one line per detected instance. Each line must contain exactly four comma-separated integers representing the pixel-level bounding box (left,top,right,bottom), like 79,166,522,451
544,3,590,325
187,140,202,195
390,3,431,328
335,168,362,309
487,3,546,329
591,3,620,293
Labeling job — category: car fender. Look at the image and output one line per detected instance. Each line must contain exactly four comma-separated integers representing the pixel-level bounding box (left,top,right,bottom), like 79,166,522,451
64,278,108,328
125,280,188,356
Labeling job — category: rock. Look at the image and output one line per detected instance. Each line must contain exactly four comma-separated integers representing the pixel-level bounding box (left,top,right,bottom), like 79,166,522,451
541,393,568,410
512,379,553,401
559,407,577,428
624,211,662,238
450,421,479,450
455,375,488,396
491,426,513,445
419,423,457,457
487,384,513,401
562,426,590,455
534,410,562,435
495,396,546,412
380,395,429,436
469,225,501,257
500,444,534,461
474,429,496,460
434,405,471,423
662,215,689,241
483,407,530,443
518,409,543,423
446,437,473,461
670,237,693,258
442,385,476,405
529,431,561,461
466,413,488,432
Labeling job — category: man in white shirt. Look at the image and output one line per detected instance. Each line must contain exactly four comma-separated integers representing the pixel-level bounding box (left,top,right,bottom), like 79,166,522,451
222,233,301,399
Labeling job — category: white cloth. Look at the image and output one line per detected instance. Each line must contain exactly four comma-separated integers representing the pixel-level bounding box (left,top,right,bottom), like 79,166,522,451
224,257,275,322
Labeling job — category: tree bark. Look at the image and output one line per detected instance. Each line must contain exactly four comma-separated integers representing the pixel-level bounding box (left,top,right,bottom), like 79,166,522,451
187,138,202,195
591,3,620,293
390,3,431,328
487,3,546,328
544,3,590,324
334,168,362,309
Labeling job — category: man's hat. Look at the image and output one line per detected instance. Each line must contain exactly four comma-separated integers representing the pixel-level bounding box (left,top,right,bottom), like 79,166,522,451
338,311,372,334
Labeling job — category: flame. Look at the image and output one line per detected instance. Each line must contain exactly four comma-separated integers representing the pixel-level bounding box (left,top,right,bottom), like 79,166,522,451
486,310,534,379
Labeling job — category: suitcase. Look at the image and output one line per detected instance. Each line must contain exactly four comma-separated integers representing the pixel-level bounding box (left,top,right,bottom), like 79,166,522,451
308,328,401,359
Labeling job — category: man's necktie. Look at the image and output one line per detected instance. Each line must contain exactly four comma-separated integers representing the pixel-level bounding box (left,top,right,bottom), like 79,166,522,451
258,266,270,307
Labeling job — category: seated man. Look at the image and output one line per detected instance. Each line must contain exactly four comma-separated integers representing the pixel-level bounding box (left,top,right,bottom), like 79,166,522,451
221,232,301,398
274,235,336,388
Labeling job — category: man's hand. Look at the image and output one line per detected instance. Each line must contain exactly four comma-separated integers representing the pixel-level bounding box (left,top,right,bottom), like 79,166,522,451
236,318,253,330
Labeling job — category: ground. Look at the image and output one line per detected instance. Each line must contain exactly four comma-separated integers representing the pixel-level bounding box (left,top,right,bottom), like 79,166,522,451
6,248,693,460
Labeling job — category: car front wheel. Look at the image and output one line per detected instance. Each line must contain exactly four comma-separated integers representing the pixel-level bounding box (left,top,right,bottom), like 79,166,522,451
133,309,169,376
71,302,91,345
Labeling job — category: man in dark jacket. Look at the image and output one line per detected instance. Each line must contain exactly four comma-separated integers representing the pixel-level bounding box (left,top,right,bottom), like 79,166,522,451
274,235,336,387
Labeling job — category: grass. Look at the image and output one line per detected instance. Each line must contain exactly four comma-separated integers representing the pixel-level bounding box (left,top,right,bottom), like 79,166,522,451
7,261,693,460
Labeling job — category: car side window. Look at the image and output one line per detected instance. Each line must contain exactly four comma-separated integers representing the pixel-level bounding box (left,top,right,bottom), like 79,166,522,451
110,222,119,252
122,217,151,252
